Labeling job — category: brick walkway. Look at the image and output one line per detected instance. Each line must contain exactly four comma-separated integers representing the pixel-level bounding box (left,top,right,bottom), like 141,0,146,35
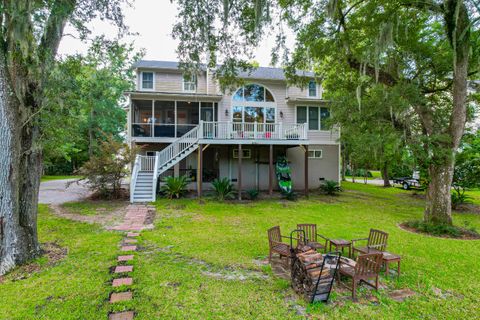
110,204,154,231
109,204,155,320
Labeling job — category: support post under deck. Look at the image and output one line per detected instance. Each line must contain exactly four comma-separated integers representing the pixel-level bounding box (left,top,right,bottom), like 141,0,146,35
238,144,242,200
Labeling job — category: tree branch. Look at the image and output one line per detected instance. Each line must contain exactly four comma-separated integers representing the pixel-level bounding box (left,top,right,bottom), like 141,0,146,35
400,0,444,13
39,0,76,70
347,56,398,86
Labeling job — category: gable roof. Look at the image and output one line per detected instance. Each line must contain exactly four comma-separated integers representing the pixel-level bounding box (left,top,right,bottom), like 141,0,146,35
133,60,315,81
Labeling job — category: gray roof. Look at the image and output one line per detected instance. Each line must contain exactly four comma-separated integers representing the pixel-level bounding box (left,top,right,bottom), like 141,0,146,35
133,60,315,80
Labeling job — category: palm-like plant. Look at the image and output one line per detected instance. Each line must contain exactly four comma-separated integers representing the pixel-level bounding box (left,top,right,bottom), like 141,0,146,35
212,177,235,201
319,180,342,196
160,175,189,199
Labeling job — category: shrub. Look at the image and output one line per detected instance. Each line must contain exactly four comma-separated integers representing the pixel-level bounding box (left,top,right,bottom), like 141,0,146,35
451,192,472,209
212,178,235,201
284,190,297,201
319,180,343,195
161,175,189,199
77,136,137,198
247,189,259,200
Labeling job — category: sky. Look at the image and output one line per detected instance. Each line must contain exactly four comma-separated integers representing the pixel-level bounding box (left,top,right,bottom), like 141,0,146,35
58,0,282,67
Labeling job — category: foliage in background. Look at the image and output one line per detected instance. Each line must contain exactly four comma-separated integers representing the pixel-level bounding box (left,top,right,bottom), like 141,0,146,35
77,136,137,198
319,180,343,196
161,176,190,199
451,132,480,208
211,178,235,201
42,38,141,175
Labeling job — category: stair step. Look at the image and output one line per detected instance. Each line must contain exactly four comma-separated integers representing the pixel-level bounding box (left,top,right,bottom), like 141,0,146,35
134,187,152,191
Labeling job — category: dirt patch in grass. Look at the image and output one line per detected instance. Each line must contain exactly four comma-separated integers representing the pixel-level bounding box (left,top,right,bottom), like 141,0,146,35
399,222,480,240
52,200,128,228
1,242,67,282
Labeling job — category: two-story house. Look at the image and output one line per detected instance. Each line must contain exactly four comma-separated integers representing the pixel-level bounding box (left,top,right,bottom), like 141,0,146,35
126,60,340,202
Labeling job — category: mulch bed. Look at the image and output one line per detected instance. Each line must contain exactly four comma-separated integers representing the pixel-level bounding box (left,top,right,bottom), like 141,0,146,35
399,223,480,240
454,203,480,214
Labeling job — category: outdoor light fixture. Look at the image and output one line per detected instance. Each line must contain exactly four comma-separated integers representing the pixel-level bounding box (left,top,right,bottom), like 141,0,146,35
225,109,229,117
280,111,284,119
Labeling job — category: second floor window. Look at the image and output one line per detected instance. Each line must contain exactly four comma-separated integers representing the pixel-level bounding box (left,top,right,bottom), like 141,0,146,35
297,106,330,130
183,74,197,92
308,80,317,97
141,72,154,90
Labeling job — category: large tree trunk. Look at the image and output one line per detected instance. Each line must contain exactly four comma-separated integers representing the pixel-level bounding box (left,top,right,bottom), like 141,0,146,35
424,161,454,225
381,162,391,187
423,1,470,226
0,55,41,275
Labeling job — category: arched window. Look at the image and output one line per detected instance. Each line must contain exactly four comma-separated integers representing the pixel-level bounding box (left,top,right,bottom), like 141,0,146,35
231,84,276,123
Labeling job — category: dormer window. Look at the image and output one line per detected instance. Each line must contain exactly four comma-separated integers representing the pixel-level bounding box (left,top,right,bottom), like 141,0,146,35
183,74,197,92
308,80,317,97
141,72,154,90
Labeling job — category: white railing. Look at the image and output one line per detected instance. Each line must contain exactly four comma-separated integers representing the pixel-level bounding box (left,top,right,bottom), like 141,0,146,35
156,126,199,174
130,155,141,203
200,121,308,140
138,155,155,171
152,152,160,201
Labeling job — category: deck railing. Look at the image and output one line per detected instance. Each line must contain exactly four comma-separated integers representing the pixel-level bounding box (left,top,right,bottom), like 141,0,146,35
156,125,199,174
138,155,156,171
200,121,308,140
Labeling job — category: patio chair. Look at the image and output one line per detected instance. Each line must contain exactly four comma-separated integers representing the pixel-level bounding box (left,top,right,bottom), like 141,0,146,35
297,223,329,253
267,226,293,262
352,229,388,257
337,253,383,301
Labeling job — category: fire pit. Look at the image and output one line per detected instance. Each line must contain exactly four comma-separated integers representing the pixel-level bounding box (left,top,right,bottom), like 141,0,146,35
289,230,341,303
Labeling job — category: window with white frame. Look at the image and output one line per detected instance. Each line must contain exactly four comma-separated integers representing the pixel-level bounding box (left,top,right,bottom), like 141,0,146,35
233,149,251,159
297,106,330,130
308,149,323,159
141,72,154,90
183,74,197,92
231,84,276,124
308,80,317,97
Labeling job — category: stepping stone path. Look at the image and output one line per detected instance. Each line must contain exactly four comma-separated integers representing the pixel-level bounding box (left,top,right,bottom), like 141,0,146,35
109,204,155,320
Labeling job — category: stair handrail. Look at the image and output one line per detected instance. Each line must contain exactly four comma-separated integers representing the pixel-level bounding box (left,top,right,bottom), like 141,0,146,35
156,125,199,175
130,154,141,203
152,151,160,201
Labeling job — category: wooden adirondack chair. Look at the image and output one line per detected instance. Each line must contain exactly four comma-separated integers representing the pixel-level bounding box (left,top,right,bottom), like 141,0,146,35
267,226,292,261
337,253,383,300
352,229,388,257
297,224,329,253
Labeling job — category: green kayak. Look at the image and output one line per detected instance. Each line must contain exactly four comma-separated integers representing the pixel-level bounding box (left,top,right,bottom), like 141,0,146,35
275,156,292,194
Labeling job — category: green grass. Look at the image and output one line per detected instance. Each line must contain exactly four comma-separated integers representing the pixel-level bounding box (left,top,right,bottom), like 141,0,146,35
62,201,124,216
0,205,121,319
133,182,480,319
466,189,480,205
41,175,82,182
3,184,480,319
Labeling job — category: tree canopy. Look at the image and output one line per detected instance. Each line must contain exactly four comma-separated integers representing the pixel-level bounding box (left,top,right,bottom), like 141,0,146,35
173,0,480,225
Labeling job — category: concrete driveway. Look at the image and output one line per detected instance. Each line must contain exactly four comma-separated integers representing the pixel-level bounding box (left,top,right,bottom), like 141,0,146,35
345,178,392,186
39,178,91,204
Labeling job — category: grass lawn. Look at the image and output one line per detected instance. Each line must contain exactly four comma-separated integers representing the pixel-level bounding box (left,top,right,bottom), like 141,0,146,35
0,205,121,320
41,175,82,182
2,183,479,319
134,182,480,319
467,189,480,205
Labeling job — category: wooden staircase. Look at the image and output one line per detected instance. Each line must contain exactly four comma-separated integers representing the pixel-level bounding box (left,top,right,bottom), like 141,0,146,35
130,126,199,203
